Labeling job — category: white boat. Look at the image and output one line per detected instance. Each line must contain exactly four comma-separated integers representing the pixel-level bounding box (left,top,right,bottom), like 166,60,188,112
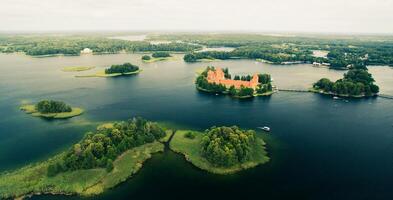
333,96,339,100
258,126,271,132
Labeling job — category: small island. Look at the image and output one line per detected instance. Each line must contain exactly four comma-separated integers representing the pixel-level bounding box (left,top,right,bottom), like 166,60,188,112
170,126,269,174
76,63,141,78
141,52,174,63
20,100,83,119
0,117,166,199
62,66,95,72
196,66,274,98
311,68,379,98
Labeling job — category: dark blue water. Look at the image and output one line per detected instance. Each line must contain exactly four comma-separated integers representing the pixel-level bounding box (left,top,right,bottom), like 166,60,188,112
1,53,393,200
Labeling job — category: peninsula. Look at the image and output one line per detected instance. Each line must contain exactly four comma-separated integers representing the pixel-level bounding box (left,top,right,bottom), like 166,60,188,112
0,117,166,199
0,118,270,199
196,66,274,98
20,100,83,119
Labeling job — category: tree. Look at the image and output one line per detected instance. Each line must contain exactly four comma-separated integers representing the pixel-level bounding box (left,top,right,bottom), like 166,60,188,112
106,159,114,172
228,86,237,96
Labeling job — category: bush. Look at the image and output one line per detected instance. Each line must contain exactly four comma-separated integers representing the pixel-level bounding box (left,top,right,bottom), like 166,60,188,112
184,132,195,139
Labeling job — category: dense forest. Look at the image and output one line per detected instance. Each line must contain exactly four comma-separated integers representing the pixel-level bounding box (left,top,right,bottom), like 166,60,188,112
149,34,393,68
313,67,379,96
196,67,273,97
47,117,166,176
105,62,139,74
2,34,392,68
36,100,72,113
201,126,257,167
0,35,201,56
152,52,171,58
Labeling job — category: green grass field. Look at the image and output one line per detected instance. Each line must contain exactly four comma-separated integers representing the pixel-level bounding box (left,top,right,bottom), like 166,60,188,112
0,142,164,199
170,130,270,174
75,69,142,78
20,105,84,119
62,66,95,72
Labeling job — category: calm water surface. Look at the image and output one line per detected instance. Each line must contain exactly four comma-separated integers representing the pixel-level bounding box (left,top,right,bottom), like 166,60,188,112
0,53,393,200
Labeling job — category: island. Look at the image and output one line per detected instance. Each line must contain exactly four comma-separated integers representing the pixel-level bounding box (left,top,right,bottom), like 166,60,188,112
20,100,83,119
311,67,379,98
170,126,269,174
76,62,141,78
196,66,274,98
62,66,95,72
0,117,166,199
0,118,271,199
141,52,174,63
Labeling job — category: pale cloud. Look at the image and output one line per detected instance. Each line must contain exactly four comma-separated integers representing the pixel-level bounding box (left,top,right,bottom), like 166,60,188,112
0,0,392,33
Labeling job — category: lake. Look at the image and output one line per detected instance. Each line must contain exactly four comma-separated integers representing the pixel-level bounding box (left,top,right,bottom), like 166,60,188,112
0,53,392,200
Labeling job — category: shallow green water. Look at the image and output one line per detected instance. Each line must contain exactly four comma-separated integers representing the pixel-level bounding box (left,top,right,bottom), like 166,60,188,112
0,53,392,199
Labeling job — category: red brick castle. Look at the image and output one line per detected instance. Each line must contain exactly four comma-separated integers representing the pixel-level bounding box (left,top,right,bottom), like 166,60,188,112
207,67,259,89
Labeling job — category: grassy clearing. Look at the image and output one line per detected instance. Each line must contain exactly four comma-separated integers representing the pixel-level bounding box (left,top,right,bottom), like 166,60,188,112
62,66,95,72
170,130,270,175
75,69,142,78
0,142,164,199
20,105,84,119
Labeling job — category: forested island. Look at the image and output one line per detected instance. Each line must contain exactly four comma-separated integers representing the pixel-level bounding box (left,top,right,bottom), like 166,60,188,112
76,62,141,78
0,117,166,199
0,118,270,199
196,66,273,98
20,100,83,119
170,126,269,174
312,67,379,97
141,52,174,63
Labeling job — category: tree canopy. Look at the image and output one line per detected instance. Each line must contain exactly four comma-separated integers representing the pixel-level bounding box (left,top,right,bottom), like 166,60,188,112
47,117,165,176
201,126,257,167
105,63,139,74
36,100,72,113
152,52,171,58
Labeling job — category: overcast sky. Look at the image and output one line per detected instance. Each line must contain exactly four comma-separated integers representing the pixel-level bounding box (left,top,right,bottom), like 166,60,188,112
1,0,393,34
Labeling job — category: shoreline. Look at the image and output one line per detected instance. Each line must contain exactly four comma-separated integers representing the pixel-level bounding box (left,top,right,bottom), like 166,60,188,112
196,85,274,99
75,69,142,78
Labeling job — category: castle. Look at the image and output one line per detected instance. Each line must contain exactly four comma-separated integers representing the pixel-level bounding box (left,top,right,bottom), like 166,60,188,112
207,68,259,89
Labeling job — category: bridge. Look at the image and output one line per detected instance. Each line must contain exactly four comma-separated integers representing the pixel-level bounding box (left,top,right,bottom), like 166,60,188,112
378,94,393,99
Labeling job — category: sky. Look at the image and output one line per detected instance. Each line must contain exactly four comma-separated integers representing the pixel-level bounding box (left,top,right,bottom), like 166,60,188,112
1,0,393,34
